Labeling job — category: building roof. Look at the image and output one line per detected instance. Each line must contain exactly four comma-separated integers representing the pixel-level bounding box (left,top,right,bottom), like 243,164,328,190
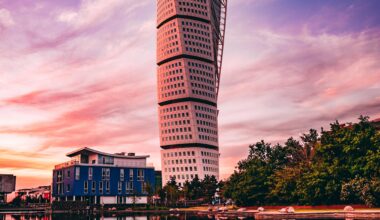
0,174,15,177
66,147,149,159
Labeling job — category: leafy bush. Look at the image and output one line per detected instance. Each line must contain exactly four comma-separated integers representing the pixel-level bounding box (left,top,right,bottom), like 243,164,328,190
223,116,380,206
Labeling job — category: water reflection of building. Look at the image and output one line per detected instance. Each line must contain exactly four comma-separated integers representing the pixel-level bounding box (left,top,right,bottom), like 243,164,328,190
100,217,148,220
0,214,193,220
52,147,155,205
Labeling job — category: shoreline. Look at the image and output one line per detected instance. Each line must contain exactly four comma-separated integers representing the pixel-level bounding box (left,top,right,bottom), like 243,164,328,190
2,207,380,219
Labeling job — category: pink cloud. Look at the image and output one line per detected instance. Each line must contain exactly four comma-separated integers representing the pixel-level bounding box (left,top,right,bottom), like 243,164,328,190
1,77,157,148
0,8,14,28
0,0,379,188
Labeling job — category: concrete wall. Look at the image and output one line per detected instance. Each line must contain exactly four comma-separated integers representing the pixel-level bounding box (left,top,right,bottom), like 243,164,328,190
100,196,147,204
0,175,16,193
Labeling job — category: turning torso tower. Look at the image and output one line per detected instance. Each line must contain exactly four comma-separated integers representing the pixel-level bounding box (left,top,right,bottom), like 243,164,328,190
156,0,227,186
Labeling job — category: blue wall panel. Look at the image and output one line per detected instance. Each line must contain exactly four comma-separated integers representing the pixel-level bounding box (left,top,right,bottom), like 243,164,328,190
52,166,155,197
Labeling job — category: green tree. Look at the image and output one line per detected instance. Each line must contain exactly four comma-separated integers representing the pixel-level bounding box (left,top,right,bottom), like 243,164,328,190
300,129,319,162
189,175,202,200
144,182,154,205
223,116,380,206
223,141,290,205
162,177,180,207
304,116,380,205
201,175,218,203
341,176,375,206
182,181,191,206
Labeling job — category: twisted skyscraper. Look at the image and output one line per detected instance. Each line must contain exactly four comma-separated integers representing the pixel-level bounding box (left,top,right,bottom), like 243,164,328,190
157,0,227,186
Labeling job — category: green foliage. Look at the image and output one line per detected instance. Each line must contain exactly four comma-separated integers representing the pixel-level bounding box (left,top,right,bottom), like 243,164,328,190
340,176,380,207
160,175,221,207
161,177,180,206
11,195,22,206
201,175,218,203
223,116,380,206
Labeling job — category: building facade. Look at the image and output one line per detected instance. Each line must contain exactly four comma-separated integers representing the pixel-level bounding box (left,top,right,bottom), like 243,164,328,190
15,186,51,203
156,0,227,186
0,174,16,204
52,147,155,205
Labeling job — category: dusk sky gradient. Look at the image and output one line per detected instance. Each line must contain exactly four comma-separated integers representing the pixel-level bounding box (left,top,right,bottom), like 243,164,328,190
1,0,380,189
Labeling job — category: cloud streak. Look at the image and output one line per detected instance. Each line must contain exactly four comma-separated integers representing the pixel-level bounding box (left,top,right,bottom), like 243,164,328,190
0,0,379,186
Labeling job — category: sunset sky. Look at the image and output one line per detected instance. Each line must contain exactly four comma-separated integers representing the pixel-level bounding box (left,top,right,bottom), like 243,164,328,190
1,0,380,189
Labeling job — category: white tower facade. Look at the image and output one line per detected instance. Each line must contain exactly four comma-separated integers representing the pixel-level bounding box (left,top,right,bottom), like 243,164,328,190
157,0,227,186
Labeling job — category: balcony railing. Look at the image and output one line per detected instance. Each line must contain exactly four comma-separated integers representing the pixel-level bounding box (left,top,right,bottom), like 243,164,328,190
55,160,154,169
54,160,79,169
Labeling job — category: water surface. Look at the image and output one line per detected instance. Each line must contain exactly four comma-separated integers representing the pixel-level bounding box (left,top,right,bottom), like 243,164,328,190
0,213,356,220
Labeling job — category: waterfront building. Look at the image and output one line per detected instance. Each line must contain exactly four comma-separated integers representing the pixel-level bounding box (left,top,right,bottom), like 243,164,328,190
156,0,228,186
0,174,16,204
52,147,155,205
14,186,51,203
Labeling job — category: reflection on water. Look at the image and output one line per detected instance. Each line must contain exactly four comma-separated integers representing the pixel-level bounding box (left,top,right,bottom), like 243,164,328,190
0,213,236,220
0,213,356,220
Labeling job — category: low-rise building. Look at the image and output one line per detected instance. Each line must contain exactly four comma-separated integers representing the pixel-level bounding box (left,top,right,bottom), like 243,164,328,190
15,186,51,202
52,147,155,205
0,174,16,204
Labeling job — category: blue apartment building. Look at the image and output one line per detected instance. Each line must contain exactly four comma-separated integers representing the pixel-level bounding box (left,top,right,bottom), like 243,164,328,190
52,147,155,205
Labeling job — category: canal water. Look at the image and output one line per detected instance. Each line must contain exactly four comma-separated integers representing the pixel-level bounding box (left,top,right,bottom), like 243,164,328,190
0,213,357,220
0,214,234,220
0,213,361,220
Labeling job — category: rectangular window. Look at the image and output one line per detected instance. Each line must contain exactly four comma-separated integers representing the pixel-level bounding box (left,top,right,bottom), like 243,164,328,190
129,169,134,181
56,183,59,194
67,170,71,178
102,168,110,180
120,169,124,181
67,184,71,192
102,168,106,180
84,181,88,194
118,181,122,194
99,155,114,165
126,182,133,194
92,181,96,193
88,167,93,180
75,167,80,180
106,181,110,193
57,170,63,182
137,169,144,181
142,182,147,194
99,181,103,194
107,168,110,179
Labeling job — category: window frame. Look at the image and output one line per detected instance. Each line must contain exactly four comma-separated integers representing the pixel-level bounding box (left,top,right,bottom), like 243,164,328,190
75,167,80,180
84,181,88,194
